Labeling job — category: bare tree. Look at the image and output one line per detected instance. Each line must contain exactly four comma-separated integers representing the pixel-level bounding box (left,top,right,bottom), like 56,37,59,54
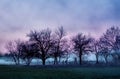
72,33,92,65
91,39,102,64
51,26,66,65
113,35,120,63
20,41,39,66
28,28,53,65
99,26,120,63
6,40,22,65
99,38,110,63
61,40,72,65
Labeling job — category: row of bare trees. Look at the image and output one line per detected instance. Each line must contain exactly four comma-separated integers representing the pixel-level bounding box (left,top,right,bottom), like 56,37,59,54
5,26,120,66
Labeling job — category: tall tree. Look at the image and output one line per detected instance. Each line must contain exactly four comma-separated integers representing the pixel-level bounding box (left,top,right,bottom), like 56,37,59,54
72,33,92,65
28,28,53,65
51,26,66,65
91,39,99,64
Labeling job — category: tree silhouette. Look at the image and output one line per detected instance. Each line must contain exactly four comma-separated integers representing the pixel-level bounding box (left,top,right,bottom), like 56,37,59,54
20,41,39,66
72,33,92,65
91,39,99,64
51,26,66,65
28,28,53,65
6,40,23,65
99,26,120,63
113,33,120,63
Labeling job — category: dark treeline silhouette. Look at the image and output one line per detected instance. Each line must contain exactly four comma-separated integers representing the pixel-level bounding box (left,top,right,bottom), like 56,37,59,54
4,26,120,66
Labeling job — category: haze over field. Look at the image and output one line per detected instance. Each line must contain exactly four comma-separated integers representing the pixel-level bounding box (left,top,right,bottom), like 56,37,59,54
0,0,120,53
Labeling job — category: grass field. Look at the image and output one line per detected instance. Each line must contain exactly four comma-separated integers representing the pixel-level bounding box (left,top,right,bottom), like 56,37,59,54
0,65,120,79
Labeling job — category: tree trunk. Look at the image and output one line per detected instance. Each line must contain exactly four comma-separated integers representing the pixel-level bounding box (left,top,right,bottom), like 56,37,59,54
79,49,82,65
42,58,46,65
79,54,82,65
41,51,46,65
54,57,58,65
15,58,20,65
26,58,32,66
96,54,99,64
12,56,18,65
18,59,20,65
58,57,61,64
104,55,108,64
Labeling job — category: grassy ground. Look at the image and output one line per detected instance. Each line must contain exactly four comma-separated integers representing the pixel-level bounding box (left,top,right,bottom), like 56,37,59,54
0,65,120,79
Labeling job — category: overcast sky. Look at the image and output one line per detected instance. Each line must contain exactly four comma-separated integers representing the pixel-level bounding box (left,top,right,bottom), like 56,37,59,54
0,0,120,53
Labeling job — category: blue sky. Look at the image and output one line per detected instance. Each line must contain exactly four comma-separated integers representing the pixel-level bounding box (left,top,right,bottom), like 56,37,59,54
0,0,120,53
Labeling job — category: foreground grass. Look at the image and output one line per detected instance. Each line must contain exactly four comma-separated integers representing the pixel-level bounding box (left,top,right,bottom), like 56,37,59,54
0,65,120,79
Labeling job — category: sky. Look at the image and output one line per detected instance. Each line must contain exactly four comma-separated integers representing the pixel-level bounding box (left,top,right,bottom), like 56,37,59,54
0,0,120,53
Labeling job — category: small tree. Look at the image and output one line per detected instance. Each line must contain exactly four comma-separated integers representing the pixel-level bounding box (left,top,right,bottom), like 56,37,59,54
72,33,92,65
6,40,22,65
92,39,102,64
20,41,39,66
61,40,72,65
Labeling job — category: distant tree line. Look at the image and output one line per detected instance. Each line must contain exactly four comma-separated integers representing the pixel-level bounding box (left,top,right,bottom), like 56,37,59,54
4,26,120,66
